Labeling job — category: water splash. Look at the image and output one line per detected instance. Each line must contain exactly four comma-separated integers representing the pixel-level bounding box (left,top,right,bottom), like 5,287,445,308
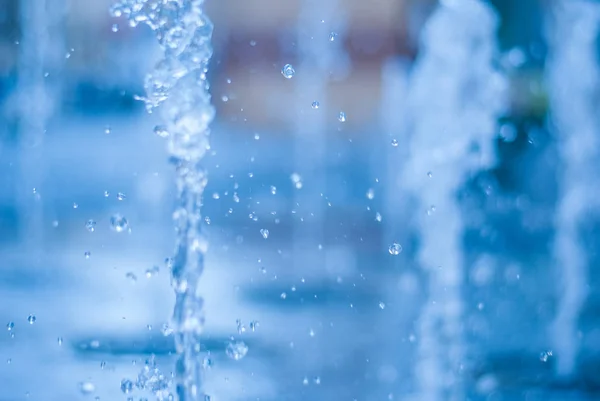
546,0,600,380
110,0,215,399
403,1,506,399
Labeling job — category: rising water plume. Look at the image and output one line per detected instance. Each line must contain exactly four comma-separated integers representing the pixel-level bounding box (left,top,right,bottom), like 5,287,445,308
110,1,215,400
546,0,600,380
403,0,506,399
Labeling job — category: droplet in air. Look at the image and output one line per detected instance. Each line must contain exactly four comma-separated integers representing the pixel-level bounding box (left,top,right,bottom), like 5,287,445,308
145,266,160,278
110,214,129,232
338,111,347,122
112,24,119,32
6,322,14,331
154,125,169,138
125,272,137,283
329,32,338,41
84,251,91,259
85,220,97,232
221,95,229,102
539,350,552,362
79,382,96,395
391,138,399,147
27,315,36,324
388,242,402,255
379,302,386,310
366,188,375,200
311,101,320,109
57,337,63,345
281,64,295,79
260,229,269,239
120,379,134,394
270,185,277,195
73,202,79,209
104,190,110,197
427,171,432,178
290,173,303,189
375,212,382,222
104,126,111,135
117,192,126,201
225,341,248,361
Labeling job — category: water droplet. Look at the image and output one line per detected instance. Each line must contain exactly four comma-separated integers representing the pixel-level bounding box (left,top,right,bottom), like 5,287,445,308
309,329,315,337
254,133,260,140
426,205,436,216
112,24,119,32
104,190,110,197
290,173,303,189
85,220,97,232
302,377,309,386
27,315,36,324
281,64,295,79
125,272,137,283
250,40,257,46
338,111,347,122
249,321,259,332
117,192,126,201
260,229,269,239
232,193,240,203
311,101,320,109
225,341,248,361
391,138,399,147
375,212,382,222
57,337,63,345
104,126,111,135
280,292,287,300
212,192,220,200
73,202,79,209
161,323,173,336
110,214,129,232
84,251,91,259
539,351,552,362
329,32,338,41
6,322,14,331
366,188,375,200
388,242,402,255
314,376,321,385
270,185,277,195
154,125,170,138
379,302,386,310
427,171,432,178
145,265,160,278
120,379,134,394
221,95,229,102
79,381,95,395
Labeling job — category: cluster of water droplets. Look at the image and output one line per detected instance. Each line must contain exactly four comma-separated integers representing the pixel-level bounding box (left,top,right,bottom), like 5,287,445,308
110,0,215,400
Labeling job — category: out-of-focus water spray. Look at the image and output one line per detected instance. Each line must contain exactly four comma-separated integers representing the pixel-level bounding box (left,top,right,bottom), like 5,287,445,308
16,0,64,252
292,0,347,262
546,0,600,380
110,1,215,399
403,1,506,399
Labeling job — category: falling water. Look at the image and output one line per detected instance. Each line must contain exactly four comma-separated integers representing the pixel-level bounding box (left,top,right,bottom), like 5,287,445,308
403,1,506,400
16,0,64,252
110,1,215,400
292,0,347,264
546,0,600,380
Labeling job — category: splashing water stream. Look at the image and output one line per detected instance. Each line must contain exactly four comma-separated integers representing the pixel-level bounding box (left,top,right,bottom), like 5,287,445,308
110,1,215,399
546,0,600,380
403,1,506,399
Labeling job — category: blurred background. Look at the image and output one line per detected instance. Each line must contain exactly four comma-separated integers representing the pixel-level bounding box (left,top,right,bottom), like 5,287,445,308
0,0,598,400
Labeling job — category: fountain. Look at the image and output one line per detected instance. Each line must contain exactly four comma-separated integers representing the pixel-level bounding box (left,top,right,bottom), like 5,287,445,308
110,1,215,400
291,0,347,268
402,1,506,399
546,0,600,380
16,0,64,253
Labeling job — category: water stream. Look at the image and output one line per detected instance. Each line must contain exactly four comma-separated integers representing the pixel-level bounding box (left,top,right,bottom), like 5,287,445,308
110,1,215,400
403,1,506,399
546,0,600,380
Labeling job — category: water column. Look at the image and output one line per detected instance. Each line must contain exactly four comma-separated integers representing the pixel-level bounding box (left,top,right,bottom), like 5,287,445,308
16,0,64,253
546,0,600,380
111,1,215,400
292,0,344,268
402,1,506,400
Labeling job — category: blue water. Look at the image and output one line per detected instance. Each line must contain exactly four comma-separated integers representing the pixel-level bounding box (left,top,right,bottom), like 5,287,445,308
0,110,598,400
